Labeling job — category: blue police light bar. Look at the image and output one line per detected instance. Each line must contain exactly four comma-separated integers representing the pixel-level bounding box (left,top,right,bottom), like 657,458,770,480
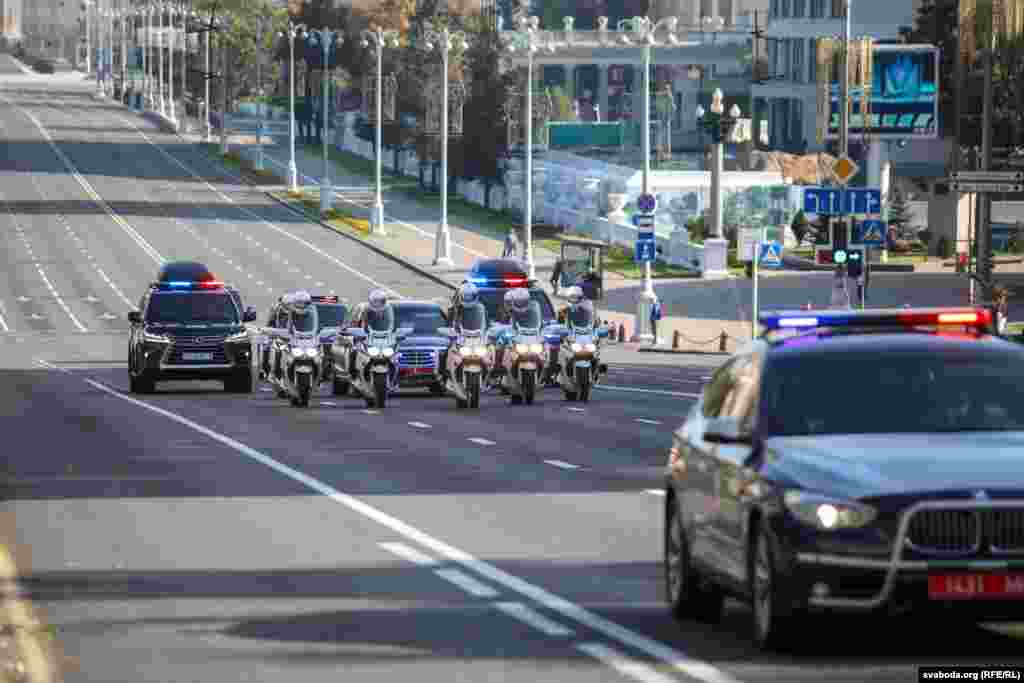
153,280,224,290
759,307,993,331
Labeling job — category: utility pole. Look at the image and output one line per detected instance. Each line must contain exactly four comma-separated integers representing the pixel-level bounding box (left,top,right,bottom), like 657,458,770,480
977,36,994,295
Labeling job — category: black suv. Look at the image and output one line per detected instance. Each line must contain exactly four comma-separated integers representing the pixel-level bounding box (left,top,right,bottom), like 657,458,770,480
127,262,257,393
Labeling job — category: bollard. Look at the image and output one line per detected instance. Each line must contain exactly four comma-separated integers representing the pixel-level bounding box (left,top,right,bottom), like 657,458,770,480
672,329,681,350
719,331,727,352
617,323,627,343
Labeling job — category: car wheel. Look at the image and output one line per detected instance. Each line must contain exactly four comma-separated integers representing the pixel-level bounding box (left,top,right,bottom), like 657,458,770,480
430,382,445,396
751,523,803,651
665,499,723,623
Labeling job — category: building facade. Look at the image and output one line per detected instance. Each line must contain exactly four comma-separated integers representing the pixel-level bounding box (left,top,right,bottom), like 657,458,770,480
22,0,86,62
0,0,23,46
750,0,918,152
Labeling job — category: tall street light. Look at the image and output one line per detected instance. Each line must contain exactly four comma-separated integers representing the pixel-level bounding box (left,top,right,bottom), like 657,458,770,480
281,20,307,192
361,26,400,236
139,3,150,107
157,1,166,115
254,15,272,171
166,2,176,123
596,15,680,342
84,0,92,75
306,28,343,215
179,2,188,131
118,6,127,94
189,7,220,143
501,15,565,281
94,4,106,96
696,89,744,279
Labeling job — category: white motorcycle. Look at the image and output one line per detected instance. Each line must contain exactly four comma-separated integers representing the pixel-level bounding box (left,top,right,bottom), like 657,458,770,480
438,326,491,410
264,327,333,407
493,324,546,406
552,322,611,402
336,326,412,408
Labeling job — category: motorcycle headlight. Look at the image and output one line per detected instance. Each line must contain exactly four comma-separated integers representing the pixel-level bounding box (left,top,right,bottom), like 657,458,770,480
529,343,543,354
382,347,395,357
226,331,250,344
571,342,583,353
783,491,877,531
515,344,528,354
143,332,170,343
304,347,320,358
584,343,597,352
367,346,381,357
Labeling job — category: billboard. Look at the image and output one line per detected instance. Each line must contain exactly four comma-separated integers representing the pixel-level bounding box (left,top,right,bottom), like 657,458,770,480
825,44,939,140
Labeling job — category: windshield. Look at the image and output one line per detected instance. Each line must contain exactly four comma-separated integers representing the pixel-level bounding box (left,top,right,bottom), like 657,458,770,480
146,292,239,325
761,352,1024,436
480,289,555,324
291,308,317,333
395,305,446,336
460,303,487,333
315,303,347,330
568,302,595,329
366,306,394,333
512,300,542,331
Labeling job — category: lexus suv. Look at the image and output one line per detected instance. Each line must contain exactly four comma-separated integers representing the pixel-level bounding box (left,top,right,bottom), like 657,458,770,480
127,262,257,394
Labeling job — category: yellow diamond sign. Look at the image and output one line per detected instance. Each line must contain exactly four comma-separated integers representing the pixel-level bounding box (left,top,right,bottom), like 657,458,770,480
832,156,859,185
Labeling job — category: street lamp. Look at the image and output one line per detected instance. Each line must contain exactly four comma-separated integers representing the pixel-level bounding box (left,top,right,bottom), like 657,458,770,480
156,1,165,115
95,5,107,96
188,7,219,143
596,14,680,343
84,0,92,75
696,88,745,278
420,26,470,266
138,3,150,107
306,28,343,215
254,15,272,170
361,27,401,236
501,15,567,281
166,2,176,123
281,21,308,192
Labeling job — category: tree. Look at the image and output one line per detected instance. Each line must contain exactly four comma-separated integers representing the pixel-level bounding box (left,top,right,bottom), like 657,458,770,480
456,18,508,199
887,189,913,237
899,0,957,137
790,210,809,245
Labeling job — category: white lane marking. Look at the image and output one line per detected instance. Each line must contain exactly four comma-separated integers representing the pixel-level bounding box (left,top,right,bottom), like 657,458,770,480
434,568,500,598
635,418,662,425
567,407,585,412
407,421,431,429
494,602,574,637
379,542,438,567
35,265,87,332
468,437,496,446
596,385,700,399
80,377,743,683
315,281,324,287
645,489,666,497
319,401,337,407
119,118,406,298
94,268,134,308
8,103,165,265
0,306,8,332
700,375,712,380
576,643,680,683
35,359,70,374
544,460,579,470
362,409,380,415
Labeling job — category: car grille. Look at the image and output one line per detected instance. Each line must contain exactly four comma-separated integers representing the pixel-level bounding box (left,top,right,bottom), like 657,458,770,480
906,510,980,554
167,337,228,365
398,350,435,368
982,509,1024,553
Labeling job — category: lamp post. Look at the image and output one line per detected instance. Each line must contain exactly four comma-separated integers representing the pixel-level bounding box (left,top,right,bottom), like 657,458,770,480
501,16,567,281
95,5,106,96
166,3,176,123
156,1,165,115
281,21,307,192
254,15,272,171
84,0,91,75
306,28,343,215
361,27,401,236
189,8,219,143
179,3,188,131
139,3,149,107
119,6,127,94
696,88,745,278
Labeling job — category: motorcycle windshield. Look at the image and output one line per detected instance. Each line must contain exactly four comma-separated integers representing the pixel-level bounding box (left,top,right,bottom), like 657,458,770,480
460,303,487,334
512,301,542,335
366,306,394,333
291,308,317,333
568,302,594,330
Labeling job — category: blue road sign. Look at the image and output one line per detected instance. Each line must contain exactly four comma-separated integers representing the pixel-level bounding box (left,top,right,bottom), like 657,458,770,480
635,238,656,263
637,230,655,241
638,193,657,213
803,187,845,215
853,218,886,246
844,188,882,215
758,241,783,268
632,213,655,229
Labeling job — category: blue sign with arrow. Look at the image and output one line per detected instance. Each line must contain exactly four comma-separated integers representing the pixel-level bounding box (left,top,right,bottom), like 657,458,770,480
802,186,882,216
758,242,783,268
844,188,882,215
635,238,656,263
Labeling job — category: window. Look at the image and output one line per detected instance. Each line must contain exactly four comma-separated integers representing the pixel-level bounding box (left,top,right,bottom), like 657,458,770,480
781,0,791,17
720,354,760,432
145,292,239,325
831,0,844,18
810,0,824,18
770,0,778,17
769,41,779,78
809,38,818,82
792,39,804,82
793,0,806,17
702,359,737,418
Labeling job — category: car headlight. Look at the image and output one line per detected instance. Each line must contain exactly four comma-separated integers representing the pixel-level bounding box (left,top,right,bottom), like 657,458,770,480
515,344,528,354
584,343,597,352
226,331,249,343
382,347,395,358
783,491,877,530
143,332,170,343
529,343,543,354
367,346,381,357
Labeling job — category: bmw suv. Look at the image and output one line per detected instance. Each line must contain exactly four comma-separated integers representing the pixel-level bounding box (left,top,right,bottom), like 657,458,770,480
127,262,257,394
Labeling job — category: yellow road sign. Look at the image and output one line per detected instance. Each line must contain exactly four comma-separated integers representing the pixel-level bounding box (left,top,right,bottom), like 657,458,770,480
832,156,859,185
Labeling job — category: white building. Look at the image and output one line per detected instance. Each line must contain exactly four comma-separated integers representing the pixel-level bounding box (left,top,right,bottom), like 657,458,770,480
22,0,84,62
750,0,918,151
1,0,23,46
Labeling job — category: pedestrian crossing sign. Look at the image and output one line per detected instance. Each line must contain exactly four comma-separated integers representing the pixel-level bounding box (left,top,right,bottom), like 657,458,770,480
758,241,783,268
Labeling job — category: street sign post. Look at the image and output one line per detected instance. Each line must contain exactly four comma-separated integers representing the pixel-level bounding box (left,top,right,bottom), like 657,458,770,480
803,187,845,215
632,213,655,229
637,193,658,213
832,156,859,185
635,238,656,262
950,181,1024,193
738,227,763,262
843,188,882,214
852,218,885,246
759,242,783,268
951,170,1024,182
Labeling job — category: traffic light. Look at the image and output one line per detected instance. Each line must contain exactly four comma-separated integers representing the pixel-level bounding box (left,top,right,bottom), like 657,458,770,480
846,249,863,278
831,219,849,264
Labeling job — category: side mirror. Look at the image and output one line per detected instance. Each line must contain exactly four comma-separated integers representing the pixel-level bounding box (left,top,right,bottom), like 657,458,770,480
596,325,610,339
127,310,142,324
436,327,455,337
702,416,754,445
396,326,414,337
243,307,257,322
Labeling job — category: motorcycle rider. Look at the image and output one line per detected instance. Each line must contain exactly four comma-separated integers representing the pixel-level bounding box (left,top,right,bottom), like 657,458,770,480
347,289,394,379
270,291,316,379
493,288,539,370
442,283,488,380
563,285,596,330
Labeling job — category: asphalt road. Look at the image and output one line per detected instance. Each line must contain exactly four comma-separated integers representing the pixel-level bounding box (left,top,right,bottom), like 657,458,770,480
2,60,1023,683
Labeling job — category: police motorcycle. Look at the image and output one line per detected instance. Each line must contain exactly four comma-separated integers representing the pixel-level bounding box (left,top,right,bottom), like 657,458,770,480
334,290,413,409
438,284,491,410
488,289,546,405
263,291,325,407
551,286,610,402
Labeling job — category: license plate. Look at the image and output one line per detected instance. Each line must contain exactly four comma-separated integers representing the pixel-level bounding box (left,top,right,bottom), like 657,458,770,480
372,366,389,373
928,574,1024,600
415,367,433,374
575,360,592,368
295,365,312,373
182,352,213,361
519,362,537,370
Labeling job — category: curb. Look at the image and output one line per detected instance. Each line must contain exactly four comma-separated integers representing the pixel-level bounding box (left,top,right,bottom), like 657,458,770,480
638,347,730,356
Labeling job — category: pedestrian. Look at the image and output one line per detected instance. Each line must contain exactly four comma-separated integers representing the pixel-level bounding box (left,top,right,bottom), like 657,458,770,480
650,299,663,344
297,98,310,144
830,265,851,309
502,230,517,257
550,258,564,294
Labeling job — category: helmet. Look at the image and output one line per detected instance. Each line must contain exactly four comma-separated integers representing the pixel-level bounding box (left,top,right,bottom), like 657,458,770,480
565,285,584,305
367,288,389,312
459,282,480,306
504,288,530,313
283,290,312,310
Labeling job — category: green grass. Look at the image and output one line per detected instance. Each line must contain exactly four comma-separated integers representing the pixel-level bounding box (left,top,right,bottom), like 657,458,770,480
271,190,372,238
603,244,699,279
